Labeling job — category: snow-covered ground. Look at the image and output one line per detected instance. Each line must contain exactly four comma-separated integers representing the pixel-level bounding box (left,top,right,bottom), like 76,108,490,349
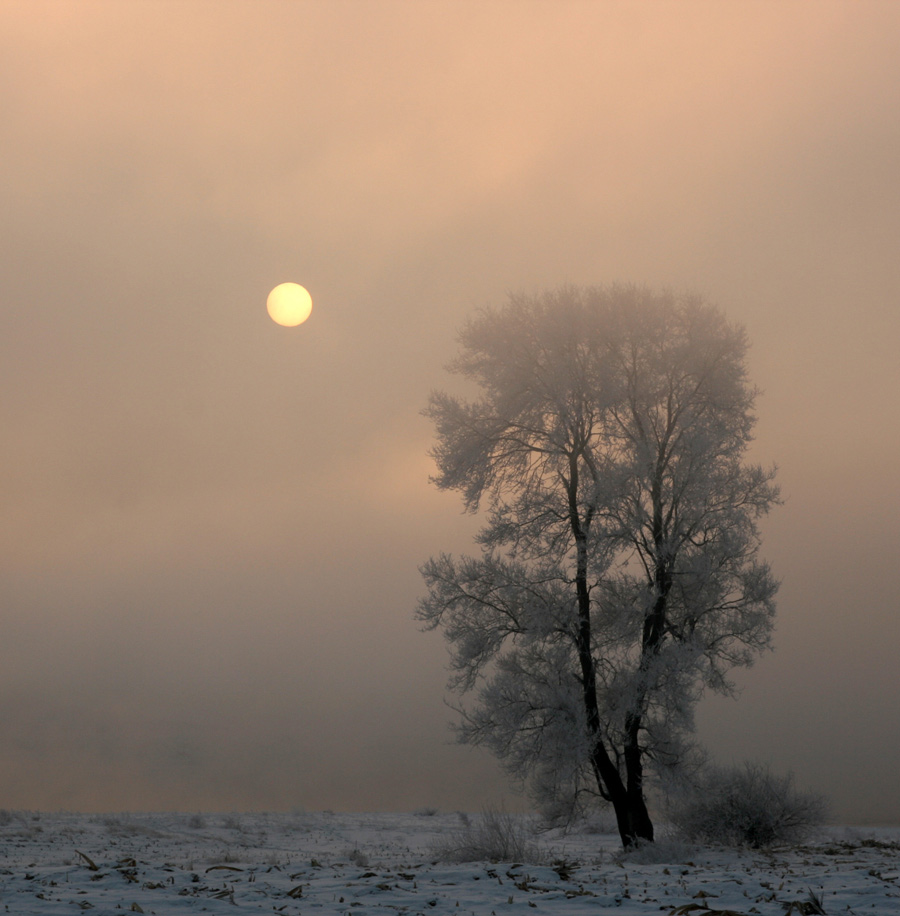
1,810,898,915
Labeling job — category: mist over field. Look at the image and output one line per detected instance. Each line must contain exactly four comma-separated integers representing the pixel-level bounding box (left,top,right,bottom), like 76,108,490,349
1,1,899,823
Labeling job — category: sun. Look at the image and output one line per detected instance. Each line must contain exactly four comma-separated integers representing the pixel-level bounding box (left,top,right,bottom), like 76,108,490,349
266,283,313,327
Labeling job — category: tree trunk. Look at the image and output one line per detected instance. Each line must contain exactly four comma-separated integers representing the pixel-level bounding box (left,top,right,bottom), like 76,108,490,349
568,450,656,849
611,788,655,847
605,486,669,848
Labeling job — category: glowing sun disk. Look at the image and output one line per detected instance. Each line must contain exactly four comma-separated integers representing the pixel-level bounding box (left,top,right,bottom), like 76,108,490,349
267,283,312,327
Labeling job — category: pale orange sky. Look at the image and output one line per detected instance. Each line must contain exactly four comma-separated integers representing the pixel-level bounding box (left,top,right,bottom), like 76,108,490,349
1,0,898,822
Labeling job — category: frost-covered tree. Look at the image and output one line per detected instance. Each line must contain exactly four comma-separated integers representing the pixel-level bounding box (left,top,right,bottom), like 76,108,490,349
417,285,780,848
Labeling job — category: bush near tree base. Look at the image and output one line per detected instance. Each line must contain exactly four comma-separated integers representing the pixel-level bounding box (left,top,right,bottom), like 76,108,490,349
666,762,827,848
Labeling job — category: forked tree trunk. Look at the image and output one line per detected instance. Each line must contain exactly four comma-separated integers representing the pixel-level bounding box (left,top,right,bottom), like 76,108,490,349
611,787,655,848
588,740,655,848
604,494,670,848
569,451,656,849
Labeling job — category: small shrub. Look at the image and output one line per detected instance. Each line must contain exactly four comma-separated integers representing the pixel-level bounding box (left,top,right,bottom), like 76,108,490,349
431,805,545,864
413,806,439,817
667,762,827,848
347,847,369,867
187,814,206,830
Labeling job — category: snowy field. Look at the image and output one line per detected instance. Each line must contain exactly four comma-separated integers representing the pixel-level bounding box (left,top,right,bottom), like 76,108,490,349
1,810,898,915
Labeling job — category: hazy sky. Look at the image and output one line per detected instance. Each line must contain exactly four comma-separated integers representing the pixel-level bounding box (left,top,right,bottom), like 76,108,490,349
2,1,899,823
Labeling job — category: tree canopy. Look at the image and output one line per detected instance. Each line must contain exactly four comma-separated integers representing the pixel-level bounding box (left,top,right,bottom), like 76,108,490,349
418,285,780,847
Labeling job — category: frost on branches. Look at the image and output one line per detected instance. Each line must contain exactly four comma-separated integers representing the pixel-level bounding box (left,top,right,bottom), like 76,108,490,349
417,286,780,849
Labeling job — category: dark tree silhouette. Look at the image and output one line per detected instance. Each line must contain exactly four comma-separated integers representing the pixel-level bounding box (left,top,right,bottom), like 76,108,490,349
418,285,779,848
